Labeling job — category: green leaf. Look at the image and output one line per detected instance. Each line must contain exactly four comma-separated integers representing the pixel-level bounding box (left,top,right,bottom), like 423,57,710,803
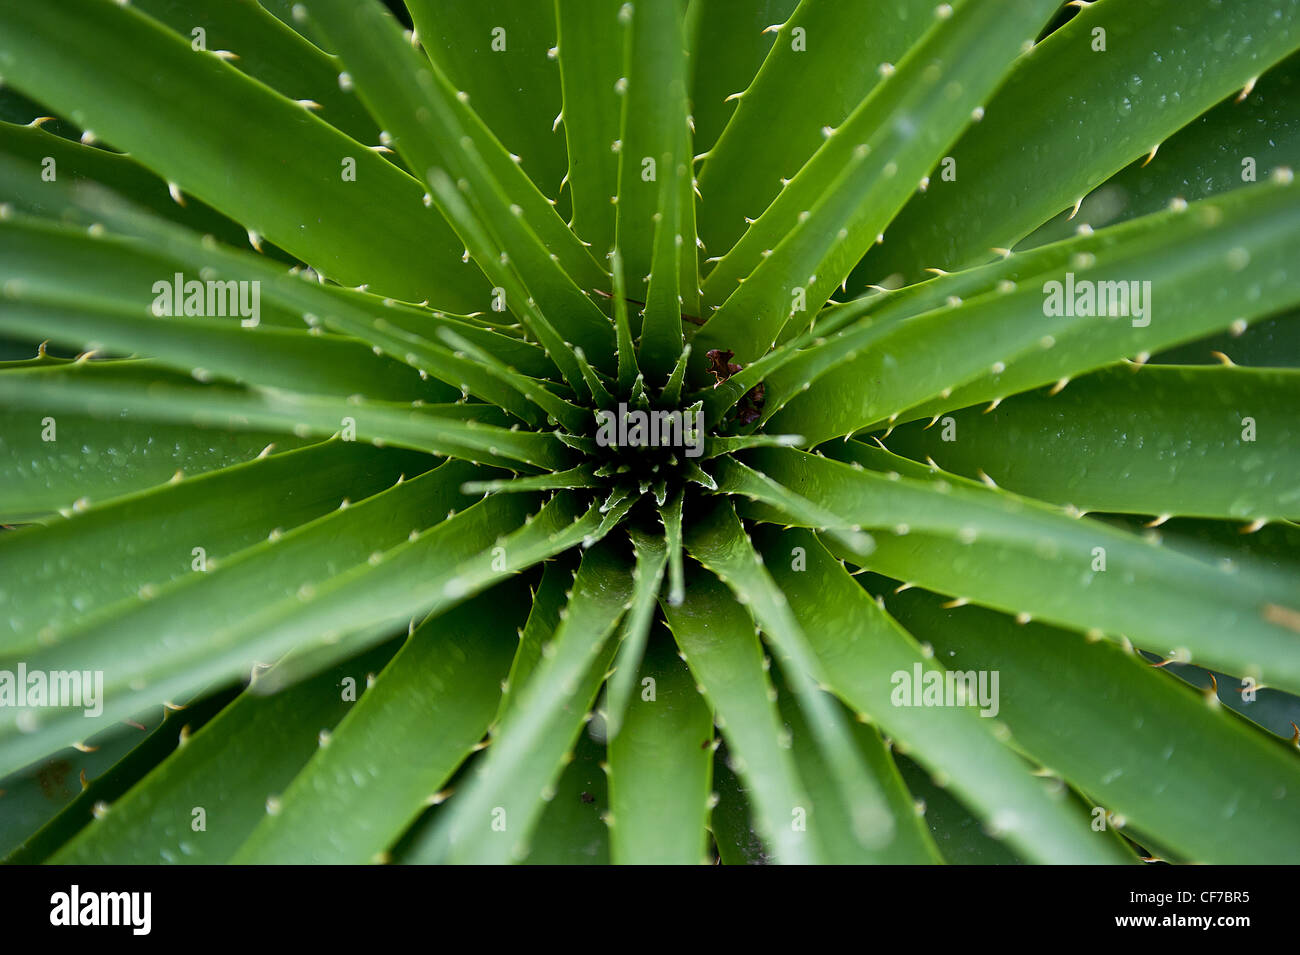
661,343,692,405
0,366,309,523
0,162,550,414
883,365,1300,521
684,501,897,853
693,0,1061,366
522,732,611,865
589,485,640,541
607,627,713,864
758,526,1132,864
711,455,873,555
0,358,568,470
893,754,1023,865
0,225,451,402
682,459,717,491
890,587,1300,864
770,177,1300,441
770,661,941,864
254,0,301,33
851,0,1300,289
707,752,769,864
0,468,530,776
1,688,232,863
1019,51,1300,251
1155,310,1300,369
660,568,819,864
50,643,397,864
498,556,577,721
0,87,80,141
3,458,491,667
226,491,603,693
1110,516,1300,620
695,293,869,427
259,493,604,712
660,488,687,607
695,0,933,261
333,292,550,374
572,345,616,408
461,465,601,496
414,541,633,864
435,327,585,432
407,0,569,206
0,440,427,655
296,0,613,365
700,434,803,458
603,530,670,739
130,0,384,145
685,0,796,156
0,120,290,261
608,246,642,391
233,581,529,863
746,446,1300,695
424,168,595,394
0,0,488,307
448,491,605,598
0,216,295,341
618,0,697,379
555,0,624,258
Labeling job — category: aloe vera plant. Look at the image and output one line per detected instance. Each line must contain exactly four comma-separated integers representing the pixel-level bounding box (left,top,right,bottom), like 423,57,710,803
0,0,1297,866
